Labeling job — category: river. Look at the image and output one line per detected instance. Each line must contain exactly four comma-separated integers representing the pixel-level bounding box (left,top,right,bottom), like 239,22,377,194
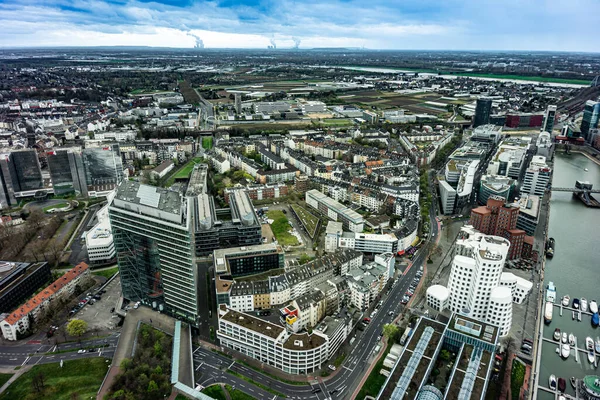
537,153,600,400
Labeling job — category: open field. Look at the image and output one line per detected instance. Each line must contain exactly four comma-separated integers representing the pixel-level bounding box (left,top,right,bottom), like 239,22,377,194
0,374,12,388
202,137,213,150
338,90,452,115
0,358,109,400
267,210,299,246
291,204,319,238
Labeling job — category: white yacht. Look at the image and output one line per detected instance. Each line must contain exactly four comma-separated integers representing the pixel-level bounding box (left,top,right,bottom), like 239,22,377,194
561,344,571,359
581,298,588,313
590,300,598,314
562,295,570,306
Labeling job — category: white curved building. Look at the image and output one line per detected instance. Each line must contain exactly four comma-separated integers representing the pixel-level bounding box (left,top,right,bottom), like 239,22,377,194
499,272,534,304
438,232,514,337
487,286,513,337
426,285,449,312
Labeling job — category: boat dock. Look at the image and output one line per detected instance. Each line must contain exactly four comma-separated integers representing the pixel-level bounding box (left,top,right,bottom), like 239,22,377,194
554,303,593,318
538,385,579,400
541,336,598,364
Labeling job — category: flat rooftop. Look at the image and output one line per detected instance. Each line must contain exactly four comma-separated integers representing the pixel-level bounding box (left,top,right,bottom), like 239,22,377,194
282,331,327,350
114,180,182,216
221,309,284,340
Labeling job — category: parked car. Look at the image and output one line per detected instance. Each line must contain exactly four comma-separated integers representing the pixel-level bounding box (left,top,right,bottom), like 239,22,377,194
328,365,336,371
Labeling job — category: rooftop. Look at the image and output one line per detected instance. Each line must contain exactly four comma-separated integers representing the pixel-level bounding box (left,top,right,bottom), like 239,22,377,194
1,263,89,326
221,308,284,340
114,180,182,216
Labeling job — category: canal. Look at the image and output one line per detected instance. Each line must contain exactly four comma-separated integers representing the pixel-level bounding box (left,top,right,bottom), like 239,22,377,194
537,152,600,399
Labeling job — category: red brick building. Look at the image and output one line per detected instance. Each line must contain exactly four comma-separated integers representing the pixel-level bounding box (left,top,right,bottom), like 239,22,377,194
469,195,533,260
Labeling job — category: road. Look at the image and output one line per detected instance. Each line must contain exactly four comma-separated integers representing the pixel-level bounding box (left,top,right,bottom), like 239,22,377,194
0,333,120,367
193,192,441,399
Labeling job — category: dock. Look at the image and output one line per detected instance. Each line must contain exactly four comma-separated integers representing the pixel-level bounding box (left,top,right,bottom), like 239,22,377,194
552,303,594,317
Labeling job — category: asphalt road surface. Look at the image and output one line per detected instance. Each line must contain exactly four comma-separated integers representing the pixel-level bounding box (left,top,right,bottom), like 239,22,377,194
0,333,120,368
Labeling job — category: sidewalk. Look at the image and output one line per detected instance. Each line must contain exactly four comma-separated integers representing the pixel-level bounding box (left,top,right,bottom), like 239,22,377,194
0,365,31,395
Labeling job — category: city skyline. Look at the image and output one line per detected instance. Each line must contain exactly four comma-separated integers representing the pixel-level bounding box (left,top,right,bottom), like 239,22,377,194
0,0,599,52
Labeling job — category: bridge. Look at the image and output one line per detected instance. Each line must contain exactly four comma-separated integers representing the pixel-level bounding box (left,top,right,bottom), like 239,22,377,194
551,181,600,207
551,187,600,194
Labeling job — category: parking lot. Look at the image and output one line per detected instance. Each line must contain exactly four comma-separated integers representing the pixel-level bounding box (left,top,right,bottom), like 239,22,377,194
75,275,123,333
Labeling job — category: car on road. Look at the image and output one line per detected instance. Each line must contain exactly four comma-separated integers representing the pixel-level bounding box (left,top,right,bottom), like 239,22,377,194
328,365,336,371
311,388,322,394
77,349,86,354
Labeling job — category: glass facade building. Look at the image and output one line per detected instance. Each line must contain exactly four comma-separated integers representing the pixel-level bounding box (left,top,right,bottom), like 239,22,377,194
581,100,600,141
473,98,493,128
109,181,198,325
82,145,124,194
7,150,43,192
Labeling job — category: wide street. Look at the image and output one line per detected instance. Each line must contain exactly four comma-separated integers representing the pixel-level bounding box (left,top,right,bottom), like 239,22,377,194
192,194,441,400
0,333,120,368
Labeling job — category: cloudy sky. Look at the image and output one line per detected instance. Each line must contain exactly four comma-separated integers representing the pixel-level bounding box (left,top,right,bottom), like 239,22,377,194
0,0,598,51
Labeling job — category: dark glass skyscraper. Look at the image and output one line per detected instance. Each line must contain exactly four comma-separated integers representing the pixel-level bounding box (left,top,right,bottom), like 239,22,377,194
7,150,43,192
542,105,557,134
473,98,493,128
581,100,600,141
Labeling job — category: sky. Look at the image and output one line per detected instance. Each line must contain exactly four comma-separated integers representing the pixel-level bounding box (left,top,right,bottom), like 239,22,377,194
0,0,598,52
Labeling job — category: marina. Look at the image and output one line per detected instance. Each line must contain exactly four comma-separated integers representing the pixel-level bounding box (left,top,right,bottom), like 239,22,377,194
535,153,600,400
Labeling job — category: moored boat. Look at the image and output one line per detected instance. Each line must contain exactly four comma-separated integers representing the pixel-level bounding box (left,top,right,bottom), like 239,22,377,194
589,351,595,363
558,377,566,392
573,298,580,309
586,337,594,350
561,344,570,359
545,302,553,324
592,312,599,328
562,295,570,306
582,298,589,312
546,282,557,302
562,332,568,343
590,300,598,314
554,328,561,341
549,374,557,390
570,377,576,388
546,238,556,258
569,333,575,346
596,337,600,353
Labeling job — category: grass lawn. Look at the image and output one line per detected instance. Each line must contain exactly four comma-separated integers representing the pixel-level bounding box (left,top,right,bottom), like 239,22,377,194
0,373,13,388
290,204,319,237
92,267,119,280
164,157,204,186
357,341,393,399
0,358,109,400
202,137,213,150
43,202,69,213
321,118,354,126
267,210,299,246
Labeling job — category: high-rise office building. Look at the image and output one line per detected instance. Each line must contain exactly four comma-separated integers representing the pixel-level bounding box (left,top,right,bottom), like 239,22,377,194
47,148,87,196
0,150,43,209
109,180,198,324
542,105,557,133
473,98,493,128
521,155,551,196
7,150,43,192
234,93,242,114
82,145,124,195
581,100,600,141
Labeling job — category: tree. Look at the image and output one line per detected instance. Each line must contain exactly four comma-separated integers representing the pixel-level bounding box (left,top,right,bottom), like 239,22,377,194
298,253,312,265
27,209,45,230
31,372,45,392
440,349,451,361
66,319,88,339
383,324,399,342
147,380,159,392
